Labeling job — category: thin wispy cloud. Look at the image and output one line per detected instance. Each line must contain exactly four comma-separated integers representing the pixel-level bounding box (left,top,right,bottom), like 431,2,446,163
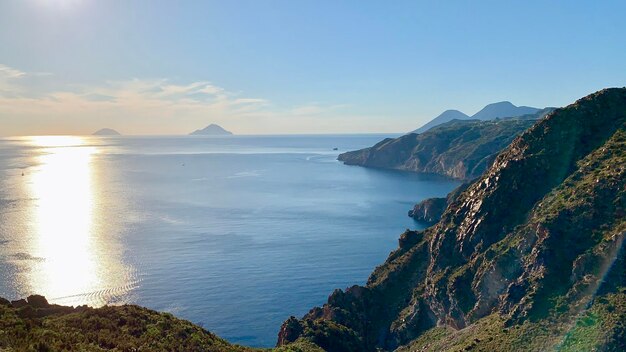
0,63,356,136
0,64,26,78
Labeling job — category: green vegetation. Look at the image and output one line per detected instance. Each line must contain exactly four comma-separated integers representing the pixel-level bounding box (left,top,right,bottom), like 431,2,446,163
0,296,327,352
338,116,539,180
0,296,257,352
398,292,626,351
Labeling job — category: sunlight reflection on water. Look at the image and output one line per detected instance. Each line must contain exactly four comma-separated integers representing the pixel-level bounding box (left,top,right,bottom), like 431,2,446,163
22,136,133,306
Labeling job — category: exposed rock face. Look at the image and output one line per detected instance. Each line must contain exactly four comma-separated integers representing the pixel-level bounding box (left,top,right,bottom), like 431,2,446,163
279,88,626,351
277,316,305,346
25,294,49,308
409,182,472,223
408,197,447,223
339,117,539,180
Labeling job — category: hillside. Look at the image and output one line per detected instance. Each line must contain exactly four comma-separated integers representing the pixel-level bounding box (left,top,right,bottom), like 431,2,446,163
340,117,538,180
278,88,626,351
0,295,322,352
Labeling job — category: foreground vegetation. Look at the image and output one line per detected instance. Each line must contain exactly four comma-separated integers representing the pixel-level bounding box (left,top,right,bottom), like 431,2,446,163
0,296,322,352
398,291,626,351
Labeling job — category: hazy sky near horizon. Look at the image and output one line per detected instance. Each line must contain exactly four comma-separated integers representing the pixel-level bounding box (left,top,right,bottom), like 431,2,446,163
1,0,625,136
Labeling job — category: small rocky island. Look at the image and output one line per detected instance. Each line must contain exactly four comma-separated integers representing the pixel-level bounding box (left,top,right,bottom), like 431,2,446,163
92,128,121,136
190,124,233,136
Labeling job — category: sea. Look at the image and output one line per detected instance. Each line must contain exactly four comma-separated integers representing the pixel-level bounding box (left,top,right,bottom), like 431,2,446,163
0,134,459,347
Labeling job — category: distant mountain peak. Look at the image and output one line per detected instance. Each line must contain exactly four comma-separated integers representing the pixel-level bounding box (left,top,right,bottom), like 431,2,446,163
486,100,514,106
93,128,121,136
190,124,233,136
471,101,539,120
412,109,470,134
412,101,542,134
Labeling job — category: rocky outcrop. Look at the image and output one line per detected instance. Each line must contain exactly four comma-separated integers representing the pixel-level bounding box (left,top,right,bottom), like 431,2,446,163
408,197,446,223
409,182,472,223
279,88,626,351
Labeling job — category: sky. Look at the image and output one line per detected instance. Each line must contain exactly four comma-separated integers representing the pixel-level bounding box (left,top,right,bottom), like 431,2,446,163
1,0,625,136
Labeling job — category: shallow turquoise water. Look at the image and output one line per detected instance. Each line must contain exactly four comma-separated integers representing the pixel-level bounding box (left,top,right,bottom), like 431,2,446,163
0,134,458,347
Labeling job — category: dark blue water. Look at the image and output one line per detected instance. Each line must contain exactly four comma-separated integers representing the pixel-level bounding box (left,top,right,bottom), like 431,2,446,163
0,135,459,347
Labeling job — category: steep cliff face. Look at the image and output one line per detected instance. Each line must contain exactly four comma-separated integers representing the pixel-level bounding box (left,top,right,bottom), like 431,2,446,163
278,88,626,352
408,197,447,223
409,182,472,223
338,117,539,180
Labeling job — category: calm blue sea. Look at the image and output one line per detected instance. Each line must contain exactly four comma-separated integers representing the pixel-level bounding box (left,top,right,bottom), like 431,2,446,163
0,134,458,347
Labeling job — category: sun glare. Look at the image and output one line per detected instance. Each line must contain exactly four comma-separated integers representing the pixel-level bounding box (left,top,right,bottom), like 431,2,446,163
27,136,101,304
27,135,87,148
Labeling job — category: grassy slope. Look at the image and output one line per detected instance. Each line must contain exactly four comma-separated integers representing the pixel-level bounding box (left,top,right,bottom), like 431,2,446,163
399,292,626,352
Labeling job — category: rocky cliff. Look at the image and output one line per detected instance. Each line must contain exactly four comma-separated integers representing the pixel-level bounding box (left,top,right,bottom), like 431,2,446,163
409,182,472,223
338,116,540,180
408,197,447,223
278,88,626,351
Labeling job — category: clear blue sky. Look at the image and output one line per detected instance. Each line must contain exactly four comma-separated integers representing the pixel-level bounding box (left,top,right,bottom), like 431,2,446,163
1,0,625,135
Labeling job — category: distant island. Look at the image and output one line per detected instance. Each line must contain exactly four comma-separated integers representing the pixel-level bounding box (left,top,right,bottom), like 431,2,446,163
190,124,233,136
92,128,121,136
